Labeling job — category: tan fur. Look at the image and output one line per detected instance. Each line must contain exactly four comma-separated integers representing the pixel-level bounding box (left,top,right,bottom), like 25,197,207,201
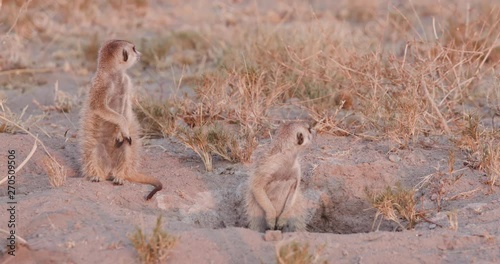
245,122,313,232
79,40,162,200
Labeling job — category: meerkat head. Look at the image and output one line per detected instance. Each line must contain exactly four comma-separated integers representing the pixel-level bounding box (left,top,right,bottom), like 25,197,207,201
273,121,314,153
97,40,141,72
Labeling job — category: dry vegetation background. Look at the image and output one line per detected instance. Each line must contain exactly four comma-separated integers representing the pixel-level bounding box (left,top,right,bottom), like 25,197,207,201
0,0,499,263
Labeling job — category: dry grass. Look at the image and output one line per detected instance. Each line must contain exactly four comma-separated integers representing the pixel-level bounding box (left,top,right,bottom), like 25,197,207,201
42,156,66,187
481,141,499,188
1,0,499,218
456,114,500,188
366,184,418,230
176,125,214,172
140,30,211,70
33,81,77,113
135,97,177,138
129,216,178,264
175,122,256,171
0,102,65,190
0,0,496,178
0,34,29,71
0,101,43,134
276,241,328,264
419,150,466,212
447,210,459,231
73,0,498,180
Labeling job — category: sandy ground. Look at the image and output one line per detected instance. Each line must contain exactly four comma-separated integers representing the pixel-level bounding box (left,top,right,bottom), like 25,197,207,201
0,0,499,263
0,102,498,263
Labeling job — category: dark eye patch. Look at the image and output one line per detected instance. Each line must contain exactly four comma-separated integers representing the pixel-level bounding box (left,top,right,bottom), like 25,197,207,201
122,49,128,62
297,132,304,145
132,46,136,52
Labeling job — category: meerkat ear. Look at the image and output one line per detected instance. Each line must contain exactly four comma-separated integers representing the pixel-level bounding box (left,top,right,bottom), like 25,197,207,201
297,132,304,145
122,49,128,62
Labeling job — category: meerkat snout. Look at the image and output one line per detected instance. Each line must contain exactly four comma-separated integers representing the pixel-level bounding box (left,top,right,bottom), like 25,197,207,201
120,44,140,68
132,46,141,61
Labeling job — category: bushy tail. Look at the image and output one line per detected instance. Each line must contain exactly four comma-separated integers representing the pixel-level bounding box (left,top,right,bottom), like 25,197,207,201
126,172,163,200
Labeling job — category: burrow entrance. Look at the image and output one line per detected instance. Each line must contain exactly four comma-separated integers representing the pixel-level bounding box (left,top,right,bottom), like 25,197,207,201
158,162,398,234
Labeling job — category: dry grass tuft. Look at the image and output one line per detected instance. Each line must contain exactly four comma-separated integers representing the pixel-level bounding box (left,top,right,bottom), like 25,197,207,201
53,84,77,113
42,156,66,187
176,125,214,172
480,140,499,188
276,241,327,264
175,122,256,171
0,101,43,134
135,97,177,137
456,114,500,188
129,215,178,264
366,184,418,230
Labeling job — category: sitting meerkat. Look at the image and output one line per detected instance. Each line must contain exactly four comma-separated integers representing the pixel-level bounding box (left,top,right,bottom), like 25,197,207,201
79,39,162,200
245,121,314,232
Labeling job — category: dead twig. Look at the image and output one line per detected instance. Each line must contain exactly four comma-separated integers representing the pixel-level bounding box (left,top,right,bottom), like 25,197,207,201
0,141,37,185
0,228,29,246
0,67,60,76
416,212,443,228
0,115,61,169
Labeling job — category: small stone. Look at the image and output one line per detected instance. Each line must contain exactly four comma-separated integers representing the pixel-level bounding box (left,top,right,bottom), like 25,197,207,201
430,194,438,201
388,154,401,163
429,224,437,229
264,230,282,241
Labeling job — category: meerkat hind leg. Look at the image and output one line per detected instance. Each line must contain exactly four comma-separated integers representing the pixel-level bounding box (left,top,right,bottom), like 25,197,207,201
111,144,133,185
273,180,303,231
86,144,112,182
246,193,269,232
281,191,306,232
112,162,128,185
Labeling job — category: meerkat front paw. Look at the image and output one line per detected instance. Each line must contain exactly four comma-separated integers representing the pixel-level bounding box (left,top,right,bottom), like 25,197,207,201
266,217,277,230
115,131,132,147
276,217,287,230
115,138,124,148
115,131,125,146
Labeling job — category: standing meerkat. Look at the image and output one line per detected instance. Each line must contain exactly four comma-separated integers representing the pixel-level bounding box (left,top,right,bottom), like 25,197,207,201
79,39,162,200
245,122,314,232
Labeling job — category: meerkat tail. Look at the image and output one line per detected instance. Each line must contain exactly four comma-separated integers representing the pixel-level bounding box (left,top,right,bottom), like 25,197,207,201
125,172,163,200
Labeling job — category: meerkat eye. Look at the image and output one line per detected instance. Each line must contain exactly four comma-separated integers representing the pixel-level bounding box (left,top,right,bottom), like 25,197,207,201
297,132,304,145
122,49,129,62
132,46,136,53
307,125,312,133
